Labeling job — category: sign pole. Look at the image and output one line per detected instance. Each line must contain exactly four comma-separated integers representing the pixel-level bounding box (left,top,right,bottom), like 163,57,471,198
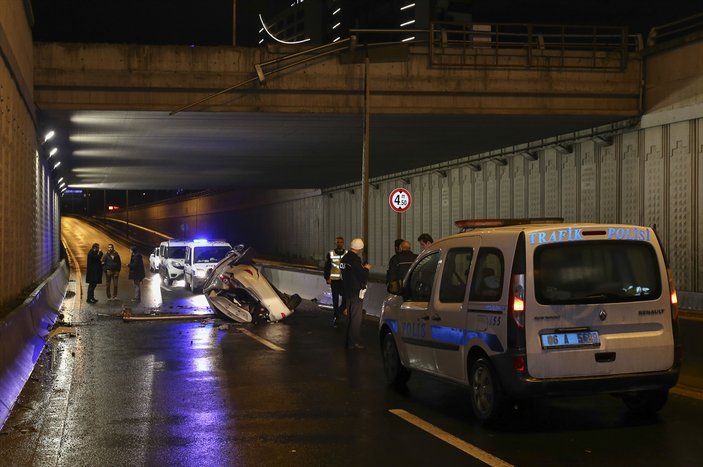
361,57,370,261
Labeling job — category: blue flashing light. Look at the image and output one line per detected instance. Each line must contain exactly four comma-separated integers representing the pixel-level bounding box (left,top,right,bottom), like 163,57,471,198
193,238,208,243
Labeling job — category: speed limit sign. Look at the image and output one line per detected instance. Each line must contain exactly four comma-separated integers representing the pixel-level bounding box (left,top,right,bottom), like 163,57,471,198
389,187,412,213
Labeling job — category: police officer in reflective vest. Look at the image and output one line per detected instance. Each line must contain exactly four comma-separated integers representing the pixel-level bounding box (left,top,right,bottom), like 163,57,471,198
324,236,347,327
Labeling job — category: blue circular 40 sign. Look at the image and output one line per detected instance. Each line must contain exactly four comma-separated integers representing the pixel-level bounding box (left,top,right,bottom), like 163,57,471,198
389,187,412,213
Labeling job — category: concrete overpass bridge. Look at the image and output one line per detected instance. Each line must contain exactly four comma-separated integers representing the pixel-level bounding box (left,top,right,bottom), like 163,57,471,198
33,23,642,190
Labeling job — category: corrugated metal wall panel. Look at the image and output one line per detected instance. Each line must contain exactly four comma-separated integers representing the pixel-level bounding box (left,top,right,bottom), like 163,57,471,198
581,142,598,222
643,126,665,243
528,156,542,218
668,121,693,291
599,143,618,223
118,116,703,294
513,159,526,218
621,131,641,226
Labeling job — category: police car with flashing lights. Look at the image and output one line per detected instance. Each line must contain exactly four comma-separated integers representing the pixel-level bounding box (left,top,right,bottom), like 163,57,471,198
379,218,680,423
183,239,233,293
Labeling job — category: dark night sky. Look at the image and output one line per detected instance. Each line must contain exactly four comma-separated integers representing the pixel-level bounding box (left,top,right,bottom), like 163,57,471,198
30,1,703,47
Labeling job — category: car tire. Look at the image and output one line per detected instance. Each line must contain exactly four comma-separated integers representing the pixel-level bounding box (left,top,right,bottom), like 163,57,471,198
469,357,507,424
381,332,411,386
622,389,668,415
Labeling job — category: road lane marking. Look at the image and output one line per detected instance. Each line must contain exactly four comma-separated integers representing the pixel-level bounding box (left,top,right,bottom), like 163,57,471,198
389,409,513,467
239,328,285,352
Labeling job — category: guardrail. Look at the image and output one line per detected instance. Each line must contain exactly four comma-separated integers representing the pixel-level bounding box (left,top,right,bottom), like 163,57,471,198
647,12,703,47
350,21,641,71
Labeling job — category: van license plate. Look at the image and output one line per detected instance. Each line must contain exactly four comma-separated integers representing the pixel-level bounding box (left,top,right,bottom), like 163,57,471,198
541,331,600,349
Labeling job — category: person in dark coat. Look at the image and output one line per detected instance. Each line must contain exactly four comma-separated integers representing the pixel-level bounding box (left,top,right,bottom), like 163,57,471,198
85,242,103,303
386,240,417,291
128,246,146,302
340,238,372,350
102,243,122,301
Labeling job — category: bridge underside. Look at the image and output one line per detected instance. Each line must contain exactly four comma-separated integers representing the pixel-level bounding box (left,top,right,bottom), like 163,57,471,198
34,42,640,190
38,109,623,189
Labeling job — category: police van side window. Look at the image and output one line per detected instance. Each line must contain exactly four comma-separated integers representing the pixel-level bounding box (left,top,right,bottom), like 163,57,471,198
407,252,440,302
439,248,474,303
469,248,504,302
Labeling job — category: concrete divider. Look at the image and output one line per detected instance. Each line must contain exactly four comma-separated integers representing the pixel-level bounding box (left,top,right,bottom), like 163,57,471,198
0,261,69,429
259,264,388,318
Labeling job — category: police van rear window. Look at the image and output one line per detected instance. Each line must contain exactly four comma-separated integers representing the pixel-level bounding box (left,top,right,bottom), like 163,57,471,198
534,241,661,305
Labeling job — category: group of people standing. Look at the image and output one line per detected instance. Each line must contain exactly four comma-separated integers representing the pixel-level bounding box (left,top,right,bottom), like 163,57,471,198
323,233,433,350
85,243,146,304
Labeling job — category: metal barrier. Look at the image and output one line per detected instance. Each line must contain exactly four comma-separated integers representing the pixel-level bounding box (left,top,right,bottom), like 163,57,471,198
647,12,703,46
350,21,641,71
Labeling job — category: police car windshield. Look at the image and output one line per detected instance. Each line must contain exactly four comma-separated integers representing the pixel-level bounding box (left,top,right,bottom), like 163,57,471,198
534,241,661,305
194,246,231,264
167,246,186,259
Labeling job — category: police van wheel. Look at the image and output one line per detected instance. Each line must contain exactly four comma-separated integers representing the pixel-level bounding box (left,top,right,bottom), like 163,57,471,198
382,333,410,386
622,389,668,415
469,358,506,423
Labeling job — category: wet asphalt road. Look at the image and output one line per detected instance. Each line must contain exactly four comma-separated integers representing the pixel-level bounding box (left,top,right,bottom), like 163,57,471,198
1,219,702,466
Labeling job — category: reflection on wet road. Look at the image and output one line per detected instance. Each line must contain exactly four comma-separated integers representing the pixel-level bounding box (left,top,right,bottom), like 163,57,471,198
0,217,702,466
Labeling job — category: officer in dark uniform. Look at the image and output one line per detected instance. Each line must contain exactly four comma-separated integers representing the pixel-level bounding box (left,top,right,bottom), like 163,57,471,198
340,238,371,350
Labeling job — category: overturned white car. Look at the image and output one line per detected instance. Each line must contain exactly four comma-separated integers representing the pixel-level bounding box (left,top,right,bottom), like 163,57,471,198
203,245,301,324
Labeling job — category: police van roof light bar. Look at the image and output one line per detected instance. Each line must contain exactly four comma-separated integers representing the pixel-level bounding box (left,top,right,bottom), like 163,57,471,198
454,218,565,232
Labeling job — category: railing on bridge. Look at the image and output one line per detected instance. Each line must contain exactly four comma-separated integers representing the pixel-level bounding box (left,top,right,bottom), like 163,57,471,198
429,22,640,70
351,21,641,71
647,12,703,47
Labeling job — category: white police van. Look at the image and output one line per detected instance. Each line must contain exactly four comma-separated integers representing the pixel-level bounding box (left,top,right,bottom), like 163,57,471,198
379,219,680,423
183,239,232,293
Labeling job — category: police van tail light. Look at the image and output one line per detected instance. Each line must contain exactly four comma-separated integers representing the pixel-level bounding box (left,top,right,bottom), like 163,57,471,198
509,273,526,328
667,267,679,322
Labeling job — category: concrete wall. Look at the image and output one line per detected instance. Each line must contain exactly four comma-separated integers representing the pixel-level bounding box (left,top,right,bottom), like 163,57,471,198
34,41,641,116
0,0,62,308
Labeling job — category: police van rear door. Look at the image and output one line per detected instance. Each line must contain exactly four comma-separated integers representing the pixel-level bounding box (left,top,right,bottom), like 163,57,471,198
524,224,675,379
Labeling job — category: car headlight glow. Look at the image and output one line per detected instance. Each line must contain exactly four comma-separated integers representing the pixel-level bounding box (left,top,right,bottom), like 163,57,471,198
195,269,207,278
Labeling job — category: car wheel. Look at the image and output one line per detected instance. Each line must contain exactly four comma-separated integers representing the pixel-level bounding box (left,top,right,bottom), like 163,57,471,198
469,357,506,423
622,389,668,415
382,332,410,386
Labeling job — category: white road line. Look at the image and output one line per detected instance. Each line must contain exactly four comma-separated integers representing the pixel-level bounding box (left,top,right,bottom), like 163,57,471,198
389,409,513,467
239,328,286,352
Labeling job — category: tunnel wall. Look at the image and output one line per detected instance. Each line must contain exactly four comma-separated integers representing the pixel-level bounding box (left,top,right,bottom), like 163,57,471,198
0,0,62,309
117,113,703,302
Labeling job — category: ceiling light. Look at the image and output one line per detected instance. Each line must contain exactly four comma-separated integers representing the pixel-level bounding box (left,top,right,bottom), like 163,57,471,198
400,19,415,27
53,161,61,170
400,3,415,10
49,148,58,157
43,130,55,143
